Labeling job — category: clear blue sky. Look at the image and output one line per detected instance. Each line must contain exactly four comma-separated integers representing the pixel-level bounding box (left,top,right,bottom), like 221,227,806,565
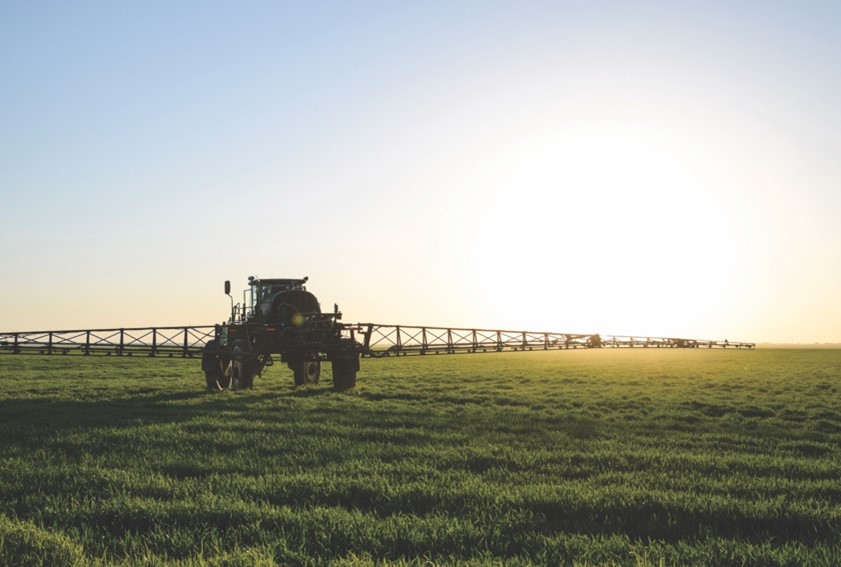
2,1,840,343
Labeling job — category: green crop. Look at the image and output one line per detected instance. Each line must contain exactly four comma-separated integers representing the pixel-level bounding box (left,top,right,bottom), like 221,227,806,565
1,349,840,565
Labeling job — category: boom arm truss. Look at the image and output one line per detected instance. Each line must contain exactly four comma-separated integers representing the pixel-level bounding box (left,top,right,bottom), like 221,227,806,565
346,324,753,355
0,324,754,357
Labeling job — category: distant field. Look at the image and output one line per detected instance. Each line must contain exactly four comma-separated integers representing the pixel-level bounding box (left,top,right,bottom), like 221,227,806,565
1,349,840,566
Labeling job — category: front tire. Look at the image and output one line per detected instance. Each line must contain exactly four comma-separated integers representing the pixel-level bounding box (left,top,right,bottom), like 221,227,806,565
203,340,233,391
290,360,321,386
232,340,256,389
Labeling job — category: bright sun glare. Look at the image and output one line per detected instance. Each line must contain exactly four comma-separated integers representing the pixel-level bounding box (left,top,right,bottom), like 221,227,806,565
467,124,744,337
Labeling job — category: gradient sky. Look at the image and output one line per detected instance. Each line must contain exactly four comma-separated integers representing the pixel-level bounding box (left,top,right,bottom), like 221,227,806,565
2,1,840,343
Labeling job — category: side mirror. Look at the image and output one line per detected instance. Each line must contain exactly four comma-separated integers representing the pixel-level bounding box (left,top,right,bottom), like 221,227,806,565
224,280,231,295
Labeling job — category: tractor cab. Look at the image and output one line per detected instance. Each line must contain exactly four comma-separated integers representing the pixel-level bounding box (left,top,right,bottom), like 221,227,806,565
227,276,321,325
249,276,310,321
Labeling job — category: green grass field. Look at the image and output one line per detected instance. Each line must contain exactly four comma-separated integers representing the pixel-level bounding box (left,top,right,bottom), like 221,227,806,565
1,348,840,566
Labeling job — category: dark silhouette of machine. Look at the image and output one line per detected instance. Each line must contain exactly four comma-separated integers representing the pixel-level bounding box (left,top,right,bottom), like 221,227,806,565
202,276,360,390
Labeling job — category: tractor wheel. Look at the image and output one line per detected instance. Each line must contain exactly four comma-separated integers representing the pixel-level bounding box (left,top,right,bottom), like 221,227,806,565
291,360,321,386
203,340,233,391
232,340,256,389
202,339,219,389
331,357,358,391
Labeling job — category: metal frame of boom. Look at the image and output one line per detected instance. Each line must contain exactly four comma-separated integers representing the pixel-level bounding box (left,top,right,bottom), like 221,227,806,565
346,324,754,355
0,324,755,357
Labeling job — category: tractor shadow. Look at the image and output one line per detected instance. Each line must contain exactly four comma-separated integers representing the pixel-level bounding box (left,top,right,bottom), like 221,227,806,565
0,384,341,438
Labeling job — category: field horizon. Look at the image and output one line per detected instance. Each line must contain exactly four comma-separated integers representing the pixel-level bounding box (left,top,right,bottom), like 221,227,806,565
757,343,841,349
2,348,840,565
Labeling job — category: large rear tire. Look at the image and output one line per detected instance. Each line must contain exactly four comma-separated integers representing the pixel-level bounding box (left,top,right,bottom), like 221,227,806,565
331,357,358,391
203,340,233,391
290,360,321,386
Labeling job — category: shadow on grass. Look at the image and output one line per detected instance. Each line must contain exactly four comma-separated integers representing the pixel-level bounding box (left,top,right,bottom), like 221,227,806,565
0,386,337,435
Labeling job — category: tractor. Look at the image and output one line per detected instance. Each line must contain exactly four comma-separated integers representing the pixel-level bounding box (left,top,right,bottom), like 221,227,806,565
201,276,360,391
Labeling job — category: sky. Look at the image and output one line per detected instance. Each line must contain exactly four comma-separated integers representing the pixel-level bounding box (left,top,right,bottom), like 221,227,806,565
1,1,840,344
